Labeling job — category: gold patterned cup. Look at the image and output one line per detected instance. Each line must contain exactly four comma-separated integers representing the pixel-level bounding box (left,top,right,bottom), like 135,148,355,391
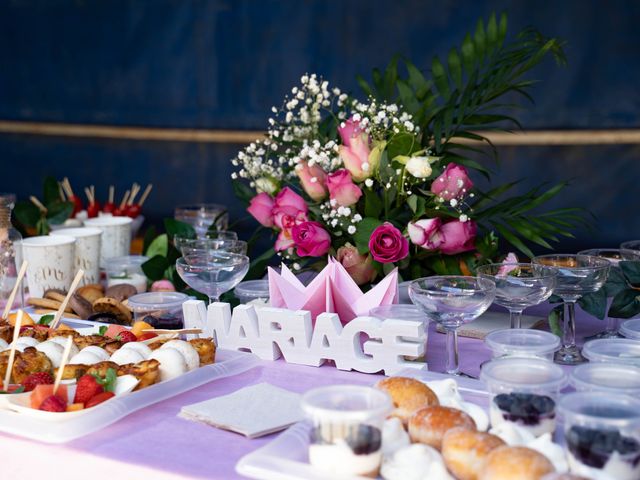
21,235,76,297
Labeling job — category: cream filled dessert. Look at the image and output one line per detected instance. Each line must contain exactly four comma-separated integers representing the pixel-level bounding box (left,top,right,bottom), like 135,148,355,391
381,444,454,480
382,418,410,456
490,392,556,436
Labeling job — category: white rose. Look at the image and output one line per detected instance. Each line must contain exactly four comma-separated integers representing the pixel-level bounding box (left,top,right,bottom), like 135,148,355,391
255,177,279,195
405,156,433,179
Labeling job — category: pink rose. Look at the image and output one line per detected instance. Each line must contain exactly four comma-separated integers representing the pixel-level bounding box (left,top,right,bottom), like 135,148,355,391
272,187,309,231
408,218,444,250
338,118,372,182
337,243,377,285
151,280,175,292
295,162,328,202
368,222,409,263
274,187,308,213
497,252,520,276
275,229,295,251
439,220,477,255
291,221,331,257
326,169,363,207
247,192,275,227
431,163,474,200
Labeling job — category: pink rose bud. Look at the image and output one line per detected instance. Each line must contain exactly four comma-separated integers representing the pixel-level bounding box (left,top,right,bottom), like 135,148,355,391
291,221,331,257
247,192,275,227
408,218,444,250
431,163,474,201
368,222,409,263
295,161,328,202
151,280,175,292
497,252,520,276
439,219,477,255
338,117,373,182
326,169,363,207
274,187,308,214
337,243,377,285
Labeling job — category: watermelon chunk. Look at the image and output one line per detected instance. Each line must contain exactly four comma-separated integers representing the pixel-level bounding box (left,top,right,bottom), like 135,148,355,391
104,324,129,339
30,384,68,409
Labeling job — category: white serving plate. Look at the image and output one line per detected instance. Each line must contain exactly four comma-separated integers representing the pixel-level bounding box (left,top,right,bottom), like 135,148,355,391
0,349,260,443
236,370,490,480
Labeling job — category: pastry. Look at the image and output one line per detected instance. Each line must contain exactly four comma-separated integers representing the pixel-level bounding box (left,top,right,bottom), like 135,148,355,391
44,291,67,303
442,427,505,480
69,293,93,319
189,338,216,365
479,446,554,480
117,359,160,390
92,297,132,324
28,297,73,313
77,284,104,304
408,405,476,450
375,377,439,425
105,284,137,302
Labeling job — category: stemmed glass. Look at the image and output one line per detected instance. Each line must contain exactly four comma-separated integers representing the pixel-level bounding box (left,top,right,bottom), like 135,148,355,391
178,238,248,256
409,276,495,377
477,263,557,329
532,254,610,365
578,248,640,338
176,252,249,304
174,204,229,238
621,240,640,252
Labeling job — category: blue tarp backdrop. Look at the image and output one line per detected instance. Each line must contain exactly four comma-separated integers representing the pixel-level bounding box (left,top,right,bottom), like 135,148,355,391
0,0,638,249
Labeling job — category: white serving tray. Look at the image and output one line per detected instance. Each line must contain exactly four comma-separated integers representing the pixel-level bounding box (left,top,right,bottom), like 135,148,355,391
0,349,260,443
236,370,489,480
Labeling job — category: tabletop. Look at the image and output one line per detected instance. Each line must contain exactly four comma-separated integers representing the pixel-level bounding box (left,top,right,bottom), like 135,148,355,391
2,303,610,479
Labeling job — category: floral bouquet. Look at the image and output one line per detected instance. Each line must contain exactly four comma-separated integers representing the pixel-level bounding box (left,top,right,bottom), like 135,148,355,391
232,13,582,285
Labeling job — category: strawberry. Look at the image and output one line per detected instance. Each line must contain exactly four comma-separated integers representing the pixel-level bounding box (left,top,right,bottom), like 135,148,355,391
74,374,104,404
85,391,115,408
21,372,53,392
116,331,137,344
39,395,66,412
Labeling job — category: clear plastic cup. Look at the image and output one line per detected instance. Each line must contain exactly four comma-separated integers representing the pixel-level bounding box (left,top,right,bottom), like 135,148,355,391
234,280,269,304
620,319,640,340
127,291,189,329
480,357,567,437
582,339,640,366
558,392,640,480
570,363,640,395
397,280,413,304
104,255,148,293
301,385,392,477
484,328,561,361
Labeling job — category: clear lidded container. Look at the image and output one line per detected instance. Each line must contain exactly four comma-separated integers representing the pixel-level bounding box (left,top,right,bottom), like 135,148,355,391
570,363,640,396
620,319,640,340
127,291,189,330
558,392,640,480
582,339,640,366
480,357,566,437
104,255,148,293
234,280,269,304
484,328,561,361
301,385,392,478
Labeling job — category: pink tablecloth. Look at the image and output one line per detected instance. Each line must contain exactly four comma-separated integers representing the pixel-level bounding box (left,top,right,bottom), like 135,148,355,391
2,303,608,479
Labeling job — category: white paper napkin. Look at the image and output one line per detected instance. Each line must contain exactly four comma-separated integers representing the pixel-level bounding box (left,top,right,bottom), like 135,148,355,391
179,383,303,438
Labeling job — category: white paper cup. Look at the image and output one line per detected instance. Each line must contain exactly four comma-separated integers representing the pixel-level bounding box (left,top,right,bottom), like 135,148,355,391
84,217,132,266
21,235,76,297
51,227,102,285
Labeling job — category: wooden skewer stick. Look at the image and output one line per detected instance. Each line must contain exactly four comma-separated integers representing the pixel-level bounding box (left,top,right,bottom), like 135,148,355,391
141,328,202,335
58,182,66,201
51,269,84,330
138,184,153,206
63,177,75,197
128,183,139,205
108,185,114,204
119,190,130,210
29,196,47,214
53,336,74,396
84,187,93,203
60,178,73,199
2,261,28,320
3,310,23,391
141,333,179,345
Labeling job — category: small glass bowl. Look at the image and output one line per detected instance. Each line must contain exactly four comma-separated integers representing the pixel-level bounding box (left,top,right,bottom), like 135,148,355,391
104,255,148,293
301,385,391,478
127,291,189,329
620,319,640,340
558,392,640,480
582,339,640,366
481,357,566,437
484,328,561,361
234,280,270,304
570,363,640,396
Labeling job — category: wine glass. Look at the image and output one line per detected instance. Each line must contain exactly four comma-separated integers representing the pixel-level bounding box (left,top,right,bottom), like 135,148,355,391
621,240,640,252
578,248,640,338
409,276,495,377
178,238,248,256
174,204,229,238
477,263,557,329
532,254,610,365
176,252,249,304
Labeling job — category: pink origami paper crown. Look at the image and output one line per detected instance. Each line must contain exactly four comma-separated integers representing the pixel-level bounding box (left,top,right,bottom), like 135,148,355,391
268,257,399,324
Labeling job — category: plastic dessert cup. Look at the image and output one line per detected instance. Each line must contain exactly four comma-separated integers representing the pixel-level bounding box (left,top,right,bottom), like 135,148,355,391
104,255,148,293
620,319,640,340
559,392,640,480
570,363,640,396
480,357,566,437
127,291,190,330
484,328,561,361
582,339,640,366
301,385,392,478
234,280,270,304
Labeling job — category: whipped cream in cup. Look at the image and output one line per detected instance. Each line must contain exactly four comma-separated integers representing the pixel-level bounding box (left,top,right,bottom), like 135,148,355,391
301,385,392,477
484,328,561,362
559,392,640,480
481,357,566,437
104,255,148,293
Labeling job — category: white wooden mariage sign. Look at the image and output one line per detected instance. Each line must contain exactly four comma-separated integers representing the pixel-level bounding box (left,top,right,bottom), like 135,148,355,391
182,300,427,375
